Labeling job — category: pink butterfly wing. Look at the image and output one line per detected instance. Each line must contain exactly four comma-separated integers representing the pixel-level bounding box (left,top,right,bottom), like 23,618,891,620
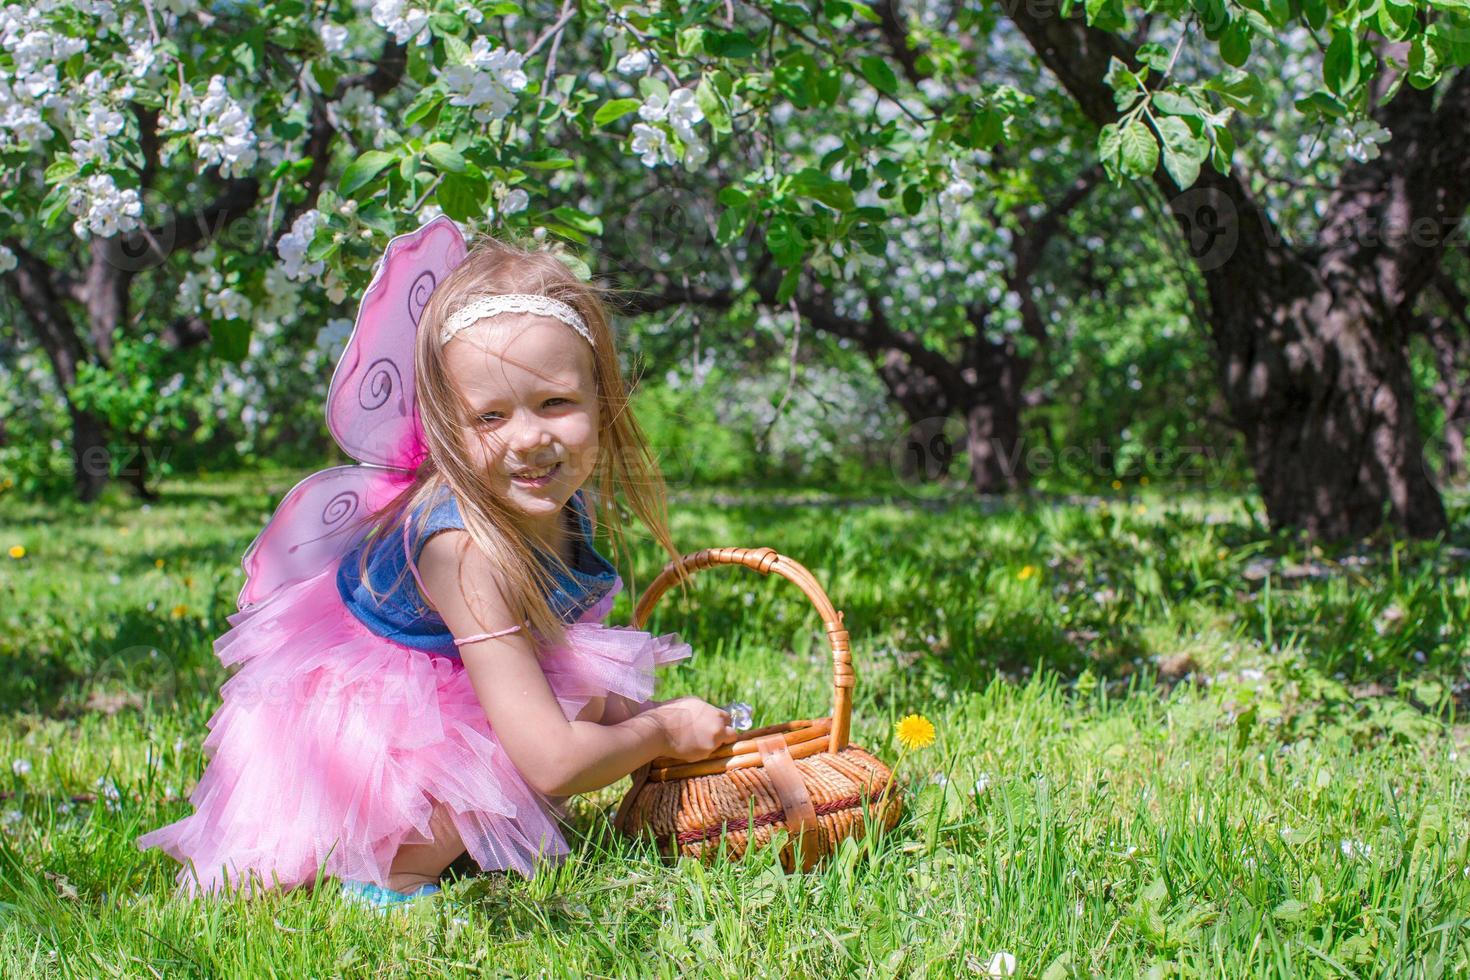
236,216,468,611
326,215,468,470
236,464,414,610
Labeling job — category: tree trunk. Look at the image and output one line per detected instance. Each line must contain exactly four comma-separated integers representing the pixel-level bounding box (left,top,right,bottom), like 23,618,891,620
1208,257,1446,536
68,406,111,502
960,337,1029,493
1003,6,1464,538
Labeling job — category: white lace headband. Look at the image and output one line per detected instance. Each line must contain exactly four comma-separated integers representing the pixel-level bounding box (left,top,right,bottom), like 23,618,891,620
439,294,593,348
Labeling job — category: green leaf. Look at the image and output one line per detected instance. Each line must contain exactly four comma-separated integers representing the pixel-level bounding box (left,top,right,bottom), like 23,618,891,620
716,204,749,246
1324,30,1359,95
1300,0,1327,29
339,150,396,194
638,76,669,104
775,264,800,303
858,56,899,96
1085,0,1128,31
901,183,923,215
765,214,805,266
425,142,467,174
1219,23,1251,67
1204,70,1266,115
39,183,70,227
1155,115,1208,188
1273,899,1310,923
718,186,750,207
1104,56,1144,112
1293,91,1347,119
1119,120,1159,178
44,157,79,184
791,168,855,211
703,29,758,59
1210,123,1235,175
437,172,489,222
210,318,251,364
593,98,642,127
1098,122,1124,182
773,1,811,26
1135,42,1171,73
695,77,732,134
1376,0,1416,38
1153,89,1202,118
403,89,444,127
545,206,602,235
1408,35,1441,88
522,149,575,170
429,11,463,35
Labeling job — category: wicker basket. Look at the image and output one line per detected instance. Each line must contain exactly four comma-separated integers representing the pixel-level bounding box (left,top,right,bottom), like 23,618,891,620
612,547,902,871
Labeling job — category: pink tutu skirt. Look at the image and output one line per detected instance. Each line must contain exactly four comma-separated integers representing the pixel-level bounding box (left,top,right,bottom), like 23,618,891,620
137,564,690,896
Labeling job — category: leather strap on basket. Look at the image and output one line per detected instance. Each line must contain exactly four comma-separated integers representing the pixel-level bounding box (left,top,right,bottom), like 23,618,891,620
756,734,820,871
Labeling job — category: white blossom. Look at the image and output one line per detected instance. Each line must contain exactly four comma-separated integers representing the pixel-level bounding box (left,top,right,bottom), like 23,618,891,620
160,75,258,178
10,758,30,776
638,87,703,142
501,187,529,214
327,86,390,146
205,285,252,321
683,137,709,170
371,0,431,46
616,49,651,75
630,122,676,167
1327,119,1391,164
277,208,325,282
321,23,350,54
67,173,143,239
0,245,15,275
441,38,527,123
981,951,1016,978
315,317,354,360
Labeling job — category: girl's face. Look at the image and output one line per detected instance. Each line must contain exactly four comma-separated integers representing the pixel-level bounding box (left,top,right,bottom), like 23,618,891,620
443,315,599,538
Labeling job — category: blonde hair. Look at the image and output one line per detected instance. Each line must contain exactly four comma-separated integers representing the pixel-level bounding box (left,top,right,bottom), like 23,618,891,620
354,230,689,647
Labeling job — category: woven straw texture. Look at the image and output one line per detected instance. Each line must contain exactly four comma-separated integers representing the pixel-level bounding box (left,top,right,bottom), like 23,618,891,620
615,547,904,870
619,743,901,869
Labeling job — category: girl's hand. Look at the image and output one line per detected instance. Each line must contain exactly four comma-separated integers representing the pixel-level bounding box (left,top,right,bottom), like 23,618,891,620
651,696,741,762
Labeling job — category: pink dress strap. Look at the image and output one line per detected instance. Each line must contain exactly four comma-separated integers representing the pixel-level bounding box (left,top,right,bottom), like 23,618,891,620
453,625,524,647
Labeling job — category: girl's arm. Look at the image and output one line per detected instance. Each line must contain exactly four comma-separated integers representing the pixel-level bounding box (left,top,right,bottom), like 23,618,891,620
417,530,733,797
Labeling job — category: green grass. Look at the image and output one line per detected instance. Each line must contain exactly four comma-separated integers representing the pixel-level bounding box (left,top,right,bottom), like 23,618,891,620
1,471,1468,977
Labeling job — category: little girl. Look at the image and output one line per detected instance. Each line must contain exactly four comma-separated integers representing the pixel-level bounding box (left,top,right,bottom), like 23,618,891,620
138,220,739,904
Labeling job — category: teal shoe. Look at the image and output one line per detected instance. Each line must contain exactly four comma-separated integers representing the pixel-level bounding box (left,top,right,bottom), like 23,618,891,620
340,879,441,910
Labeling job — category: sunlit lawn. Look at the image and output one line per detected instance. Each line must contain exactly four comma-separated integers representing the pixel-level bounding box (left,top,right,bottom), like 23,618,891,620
1,470,1467,976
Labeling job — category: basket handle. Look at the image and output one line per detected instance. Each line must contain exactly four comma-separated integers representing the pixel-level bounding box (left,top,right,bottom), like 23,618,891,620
631,547,853,754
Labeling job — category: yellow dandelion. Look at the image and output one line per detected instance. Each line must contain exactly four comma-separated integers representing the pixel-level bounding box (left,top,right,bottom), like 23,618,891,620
894,714,936,750
1018,565,1036,581
7,545,25,559
154,558,165,569
118,527,131,535
1217,548,1229,560
1135,504,1147,516
1110,479,1122,490
1,477,13,489
170,604,188,619
1139,475,1150,486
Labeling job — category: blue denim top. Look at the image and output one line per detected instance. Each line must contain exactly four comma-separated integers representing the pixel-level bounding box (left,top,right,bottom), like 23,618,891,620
335,486,619,655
